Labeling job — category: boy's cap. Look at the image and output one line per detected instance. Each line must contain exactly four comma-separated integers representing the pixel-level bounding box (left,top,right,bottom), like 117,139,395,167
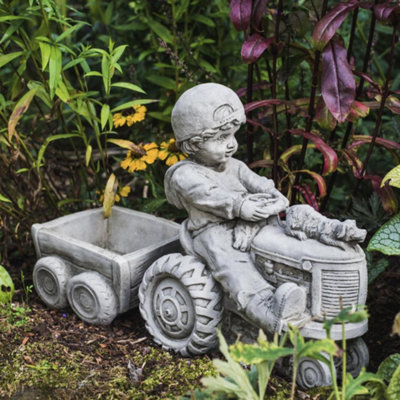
171,83,246,142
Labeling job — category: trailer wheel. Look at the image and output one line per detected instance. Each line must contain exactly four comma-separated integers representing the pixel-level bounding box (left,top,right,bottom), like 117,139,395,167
139,253,224,356
67,272,117,325
346,338,369,377
33,256,71,309
297,357,334,388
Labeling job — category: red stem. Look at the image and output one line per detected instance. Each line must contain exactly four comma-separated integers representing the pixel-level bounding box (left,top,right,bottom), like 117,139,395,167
290,0,328,204
271,0,283,184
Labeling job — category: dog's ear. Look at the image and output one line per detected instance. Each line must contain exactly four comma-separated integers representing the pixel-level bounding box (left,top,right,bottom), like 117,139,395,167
335,223,347,239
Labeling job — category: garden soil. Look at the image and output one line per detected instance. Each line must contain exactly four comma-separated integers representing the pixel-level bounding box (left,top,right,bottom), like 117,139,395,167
0,256,399,399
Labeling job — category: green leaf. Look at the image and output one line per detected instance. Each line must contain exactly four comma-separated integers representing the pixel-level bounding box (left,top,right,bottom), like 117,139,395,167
344,371,384,400
148,111,171,122
0,193,11,203
49,46,62,99
367,214,400,255
8,87,40,141
145,75,176,90
0,51,23,69
192,14,216,27
55,81,69,103
111,99,157,112
56,22,87,43
387,364,400,400
27,81,52,109
111,45,127,64
101,54,110,94
63,57,85,70
296,338,338,364
148,19,174,43
323,306,369,334
365,251,389,284
39,42,51,71
142,198,167,214
377,354,400,383
84,71,102,77
382,165,400,189
175,0,190,21
202,330,258,400
85,145,92,167
199,59,217,73
111,82,146,94
37,134,80,172
0,16,29,22
101,104,110,130
0,21,23,45
230,341,293,364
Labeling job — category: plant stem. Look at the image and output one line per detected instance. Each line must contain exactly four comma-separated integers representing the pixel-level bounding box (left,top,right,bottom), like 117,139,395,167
341,322,346,400
329,353,341,400
246,0,255,164
290,0,328,204
247,63,254,164
352,24,397,197
290,331,298,400
271,0,283,185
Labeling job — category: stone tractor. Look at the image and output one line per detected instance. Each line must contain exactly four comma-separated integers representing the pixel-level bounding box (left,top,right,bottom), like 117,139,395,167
32,206,369,389
138,213,369,388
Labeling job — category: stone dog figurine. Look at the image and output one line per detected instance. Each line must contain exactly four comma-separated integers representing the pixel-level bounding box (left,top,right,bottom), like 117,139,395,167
285,204,367,249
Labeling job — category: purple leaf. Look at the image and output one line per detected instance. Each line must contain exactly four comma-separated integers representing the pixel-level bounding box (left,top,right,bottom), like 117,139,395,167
342,149,363,178
244,98,281,113
248,159,274,169
348,135,400,151
295,170,327,198
374,3,400,22
252,0,269,29
294,185,319,210
312,1,359,50
241,33,273,64
321,40,356,123
230,0,252,31
364,175,398,215
315,97,337,131
289,129,338,175
236,81,271,97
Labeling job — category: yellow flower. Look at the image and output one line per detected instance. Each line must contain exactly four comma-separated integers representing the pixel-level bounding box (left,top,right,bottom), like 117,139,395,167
121,143,158,172
113,113,126,128
119,186,131,197
159,138,187,166
113,105,147,128
97,185,131,203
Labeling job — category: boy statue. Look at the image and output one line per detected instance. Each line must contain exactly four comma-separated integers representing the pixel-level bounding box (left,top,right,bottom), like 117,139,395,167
164,83,306,333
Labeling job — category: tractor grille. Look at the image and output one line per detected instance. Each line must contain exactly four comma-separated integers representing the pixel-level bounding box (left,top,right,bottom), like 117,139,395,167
320,270,359,318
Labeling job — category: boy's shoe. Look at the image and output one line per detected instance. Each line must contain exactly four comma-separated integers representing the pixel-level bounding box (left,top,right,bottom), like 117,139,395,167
244,283,306,333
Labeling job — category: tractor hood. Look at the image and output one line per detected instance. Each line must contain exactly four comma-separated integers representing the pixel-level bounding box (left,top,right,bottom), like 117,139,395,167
251,223,365,264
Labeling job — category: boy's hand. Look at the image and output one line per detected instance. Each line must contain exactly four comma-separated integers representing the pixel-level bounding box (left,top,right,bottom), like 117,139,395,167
240,190,289,221
240,197,271,221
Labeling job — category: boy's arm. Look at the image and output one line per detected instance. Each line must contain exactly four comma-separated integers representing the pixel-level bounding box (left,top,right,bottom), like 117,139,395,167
171,166,244,219
236,159,275,193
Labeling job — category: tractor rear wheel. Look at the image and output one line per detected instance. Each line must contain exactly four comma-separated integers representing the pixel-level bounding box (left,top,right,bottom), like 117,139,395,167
139,253,224,356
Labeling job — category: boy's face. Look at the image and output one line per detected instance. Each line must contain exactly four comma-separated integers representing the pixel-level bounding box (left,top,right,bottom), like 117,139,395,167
194,125,239,168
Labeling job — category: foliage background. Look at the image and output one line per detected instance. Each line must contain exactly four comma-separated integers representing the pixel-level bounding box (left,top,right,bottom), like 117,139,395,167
0,0,400,279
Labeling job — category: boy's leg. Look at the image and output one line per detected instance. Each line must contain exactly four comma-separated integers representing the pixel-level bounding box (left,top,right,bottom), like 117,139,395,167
193,222,272,310
193,222,306,333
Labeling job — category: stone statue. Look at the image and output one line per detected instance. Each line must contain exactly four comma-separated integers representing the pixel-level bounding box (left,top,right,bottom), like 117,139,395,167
164,83,307,333
31,82,370,388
